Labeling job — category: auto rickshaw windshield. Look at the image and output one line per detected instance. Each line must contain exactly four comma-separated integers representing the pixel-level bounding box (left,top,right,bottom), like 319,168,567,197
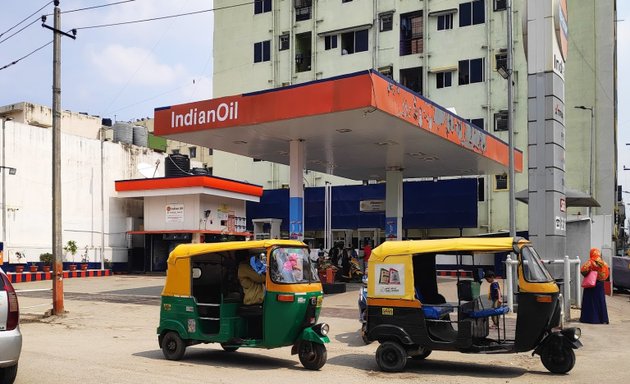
521,246,554,282
269,247,319,284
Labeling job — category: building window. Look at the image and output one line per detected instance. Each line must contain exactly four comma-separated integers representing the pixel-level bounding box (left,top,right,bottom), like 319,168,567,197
436,71,452,88
494,110,508,131
494,0,507,11
254,40,271,63
496,52,507,74
279,34,289,51
495,174,508,191
437,14,453,30
295,0,312,21
325,35,338,50
254,0,271,14
467,118,484,130
400,66,422,94
295,32,312,72
171,149,180,155
208,148,213,155
458,58,484,85
478,177,485,201
380,13,393,32
459,0,485,27
378,65,393,79
341,29,369,54
400,11,423,55
189,147,197,158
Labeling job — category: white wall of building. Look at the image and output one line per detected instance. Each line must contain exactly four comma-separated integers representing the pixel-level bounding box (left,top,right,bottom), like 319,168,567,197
144,193,247,233
0,102,102,139
0,120,163,265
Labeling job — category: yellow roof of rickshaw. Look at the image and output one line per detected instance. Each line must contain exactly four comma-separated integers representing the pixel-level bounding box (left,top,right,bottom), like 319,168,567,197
162,239,307,297
167,239,307,264
369,237,529,263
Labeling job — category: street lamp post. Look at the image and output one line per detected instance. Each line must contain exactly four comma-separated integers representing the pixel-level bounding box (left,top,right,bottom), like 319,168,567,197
574,105,594,217
496,0,516,312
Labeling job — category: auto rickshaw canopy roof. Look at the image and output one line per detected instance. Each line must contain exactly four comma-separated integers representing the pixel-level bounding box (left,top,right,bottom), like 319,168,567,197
367,237,536,301
369,237,529,263
162,239,306,297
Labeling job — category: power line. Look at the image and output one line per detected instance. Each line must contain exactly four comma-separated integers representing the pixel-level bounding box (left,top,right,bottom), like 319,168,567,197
0,40,53,71
46,0,137,16
75,1,254,30
0,18,39,45
0,0,53,39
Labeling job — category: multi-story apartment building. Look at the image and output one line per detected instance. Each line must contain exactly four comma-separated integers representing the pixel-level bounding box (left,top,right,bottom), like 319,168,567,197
208,0,617,244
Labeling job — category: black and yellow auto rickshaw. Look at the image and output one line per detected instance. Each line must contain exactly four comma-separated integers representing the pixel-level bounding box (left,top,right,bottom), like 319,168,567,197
157,240,329,370
365,237,582,374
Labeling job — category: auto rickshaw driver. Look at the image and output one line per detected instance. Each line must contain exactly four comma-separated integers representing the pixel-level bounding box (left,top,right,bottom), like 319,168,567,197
238,253,266,305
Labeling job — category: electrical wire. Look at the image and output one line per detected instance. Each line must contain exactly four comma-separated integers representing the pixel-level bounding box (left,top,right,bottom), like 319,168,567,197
0,40,53,71
0,0,53,39
0,18,39,45
57,0,136,15
74,1,254,30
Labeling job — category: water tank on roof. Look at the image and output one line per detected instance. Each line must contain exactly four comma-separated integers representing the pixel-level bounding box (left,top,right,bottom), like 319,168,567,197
191,167,209,176
165,154,190,177
132,125,148,147
113,122,133,144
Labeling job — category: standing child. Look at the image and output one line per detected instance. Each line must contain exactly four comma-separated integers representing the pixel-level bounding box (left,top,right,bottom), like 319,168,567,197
485,270,502,328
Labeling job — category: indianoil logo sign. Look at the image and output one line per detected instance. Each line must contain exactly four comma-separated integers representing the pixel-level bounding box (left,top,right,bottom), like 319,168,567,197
171,101,239,128
154,96,243,134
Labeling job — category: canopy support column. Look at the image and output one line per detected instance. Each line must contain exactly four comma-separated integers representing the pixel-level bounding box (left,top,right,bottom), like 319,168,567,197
385,168,403,241
289,139,305,240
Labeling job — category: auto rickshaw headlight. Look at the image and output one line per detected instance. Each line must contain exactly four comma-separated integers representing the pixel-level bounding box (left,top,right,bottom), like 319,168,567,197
561,327,581,341
313,323,329,336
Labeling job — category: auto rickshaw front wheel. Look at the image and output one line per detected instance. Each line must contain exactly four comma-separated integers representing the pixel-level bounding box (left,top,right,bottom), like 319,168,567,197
161,331,186,361
376,341,407,372
360,323,372,345
540,345,576,374
298,341,327,370
220,344,239,352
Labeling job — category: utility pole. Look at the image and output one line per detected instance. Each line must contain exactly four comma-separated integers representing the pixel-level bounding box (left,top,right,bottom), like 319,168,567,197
507,0,515,239
2,117,14,257
42,0,76,315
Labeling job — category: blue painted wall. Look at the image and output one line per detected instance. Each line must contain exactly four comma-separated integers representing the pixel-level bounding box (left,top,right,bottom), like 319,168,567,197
247,179,478,231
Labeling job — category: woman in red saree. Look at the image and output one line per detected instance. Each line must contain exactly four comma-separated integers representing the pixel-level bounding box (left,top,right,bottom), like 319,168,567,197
579,248,609,324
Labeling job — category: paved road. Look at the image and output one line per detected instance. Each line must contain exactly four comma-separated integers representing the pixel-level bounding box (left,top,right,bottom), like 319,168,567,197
11,276,630,384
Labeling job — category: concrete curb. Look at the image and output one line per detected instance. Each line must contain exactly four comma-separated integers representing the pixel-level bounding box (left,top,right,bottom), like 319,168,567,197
6,269,112,283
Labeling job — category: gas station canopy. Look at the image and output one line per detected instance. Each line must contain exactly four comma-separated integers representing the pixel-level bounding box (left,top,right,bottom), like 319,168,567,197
154,70,522,180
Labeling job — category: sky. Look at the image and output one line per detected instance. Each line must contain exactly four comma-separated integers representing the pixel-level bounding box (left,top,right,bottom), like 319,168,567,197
0,0,215,122
0,0,629,198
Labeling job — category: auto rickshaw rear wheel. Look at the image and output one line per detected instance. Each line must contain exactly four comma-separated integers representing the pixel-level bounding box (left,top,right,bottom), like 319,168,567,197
220,343,239,352
298,341,327,370
540,345,576,374
376,341,407,372
410,347,432,360
161,331,186,361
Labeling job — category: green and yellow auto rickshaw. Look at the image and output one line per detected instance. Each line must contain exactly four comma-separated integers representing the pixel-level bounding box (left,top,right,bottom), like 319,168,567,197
157,240,329,370
365,237,582,374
